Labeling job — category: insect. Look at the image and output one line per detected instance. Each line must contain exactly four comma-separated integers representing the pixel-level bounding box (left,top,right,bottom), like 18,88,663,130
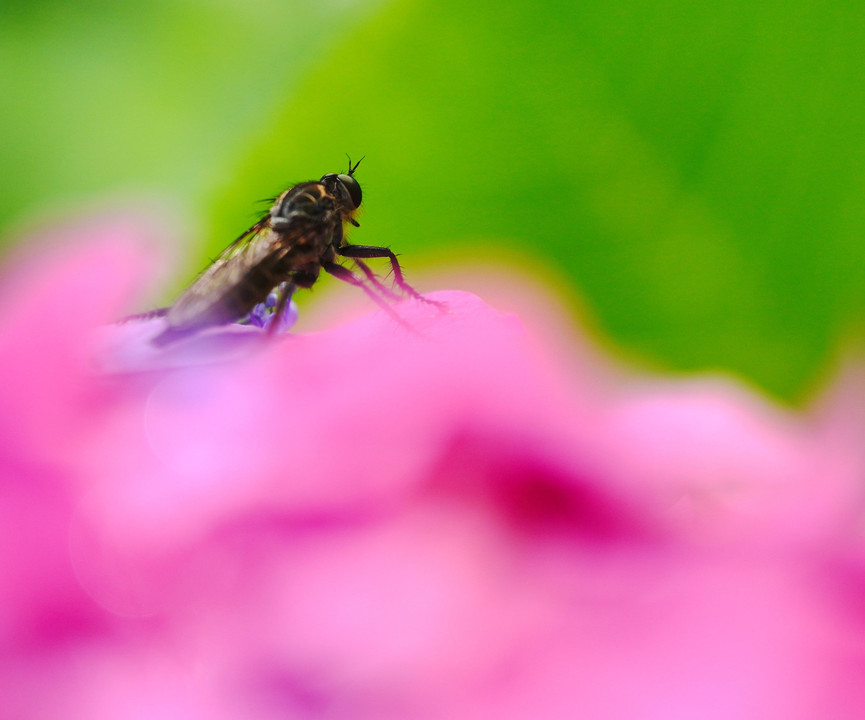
151,157,436,345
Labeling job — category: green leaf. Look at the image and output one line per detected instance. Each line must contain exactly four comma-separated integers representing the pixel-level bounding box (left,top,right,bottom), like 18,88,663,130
0,0,377,236
206,0,865,401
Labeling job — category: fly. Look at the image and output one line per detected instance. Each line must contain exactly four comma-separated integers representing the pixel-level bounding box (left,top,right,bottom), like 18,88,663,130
149,157,437,345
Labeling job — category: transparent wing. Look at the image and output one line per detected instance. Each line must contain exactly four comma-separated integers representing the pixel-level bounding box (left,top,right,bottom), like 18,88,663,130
166,214,289,328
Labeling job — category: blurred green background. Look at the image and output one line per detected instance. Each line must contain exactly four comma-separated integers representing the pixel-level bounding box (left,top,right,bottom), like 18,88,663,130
2,0,864,402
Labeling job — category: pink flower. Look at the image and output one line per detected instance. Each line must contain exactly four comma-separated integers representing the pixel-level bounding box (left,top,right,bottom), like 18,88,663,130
2,215,865,719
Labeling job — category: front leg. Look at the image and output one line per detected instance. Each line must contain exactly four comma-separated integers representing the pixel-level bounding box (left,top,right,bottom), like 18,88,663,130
352,258,401,301
322,262,411,329
336,244,444,308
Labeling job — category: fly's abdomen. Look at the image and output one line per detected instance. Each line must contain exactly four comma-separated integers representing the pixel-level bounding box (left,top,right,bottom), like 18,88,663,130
216,256,287,322
154,259,284,346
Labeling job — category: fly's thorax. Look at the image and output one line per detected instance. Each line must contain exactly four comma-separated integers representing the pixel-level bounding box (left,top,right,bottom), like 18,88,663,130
270,182,335,223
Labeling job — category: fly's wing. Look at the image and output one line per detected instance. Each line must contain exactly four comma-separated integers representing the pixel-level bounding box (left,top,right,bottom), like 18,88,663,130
165,214,288,330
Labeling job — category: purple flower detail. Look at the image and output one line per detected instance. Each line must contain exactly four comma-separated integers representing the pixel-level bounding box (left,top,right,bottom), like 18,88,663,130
247,302,269,328
242,285,298,331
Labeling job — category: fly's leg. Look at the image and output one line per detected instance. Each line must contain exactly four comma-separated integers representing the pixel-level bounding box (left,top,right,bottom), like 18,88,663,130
351,258,401,301
266,281,296,336
322,262,412,329
118,307,169,324
336,244,444,309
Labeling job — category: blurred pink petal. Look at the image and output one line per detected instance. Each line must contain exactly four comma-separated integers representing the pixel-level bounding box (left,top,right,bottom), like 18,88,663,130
600,379,865,543
1,216,865,719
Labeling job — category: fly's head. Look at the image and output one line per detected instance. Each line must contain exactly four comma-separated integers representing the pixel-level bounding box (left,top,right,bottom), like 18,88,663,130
321,155,363,221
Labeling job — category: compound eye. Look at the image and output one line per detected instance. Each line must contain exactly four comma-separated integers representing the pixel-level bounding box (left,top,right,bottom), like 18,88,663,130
337,173,362,209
